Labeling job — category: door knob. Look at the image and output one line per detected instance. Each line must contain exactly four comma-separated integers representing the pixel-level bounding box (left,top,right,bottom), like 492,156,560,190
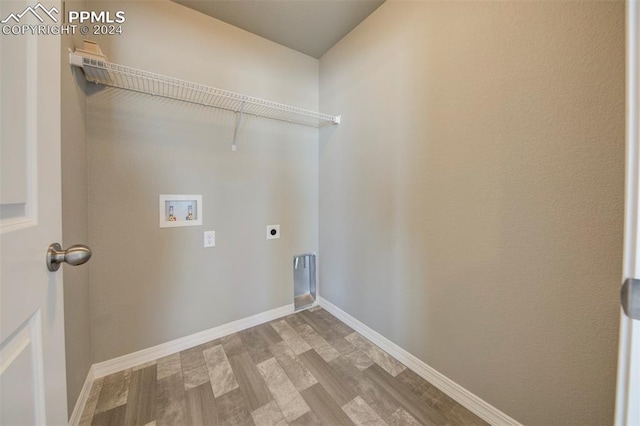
46,243,92,272
622,278,640,320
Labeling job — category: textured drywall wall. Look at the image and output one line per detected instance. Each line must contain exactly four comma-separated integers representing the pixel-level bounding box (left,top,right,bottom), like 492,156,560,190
61,0,91,415
87,0,319,362
319,1,624,424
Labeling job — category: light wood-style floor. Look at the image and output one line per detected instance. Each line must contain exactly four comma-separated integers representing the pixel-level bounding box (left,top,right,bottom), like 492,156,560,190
79,307,487,425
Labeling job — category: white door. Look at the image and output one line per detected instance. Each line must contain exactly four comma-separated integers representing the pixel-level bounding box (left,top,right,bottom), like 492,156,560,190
0,0,68,424
617,1,640,425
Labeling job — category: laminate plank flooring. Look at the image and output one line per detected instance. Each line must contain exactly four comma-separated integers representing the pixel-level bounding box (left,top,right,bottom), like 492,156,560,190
298,350,356,407
229,351,274,410
156,372,187,426
222,334,247,358
94,369,131,415
289,410,322,426
79,377,104,426
92,405,127,426
387,408,422,426
330,338,374,372
216,387,254,425
124,364,157,425
181,347,210,391
251,400,288,426
300,384,355,426
257,358,310,422
184,382,218,425
328,355,401,421
157,353,182,381
271,320,311,355
241,325,284,365
269,341,317,392
296,325,340,363
363,365,449,425
203,345,239,397
82,307,487,426
345,334,406,377
298,310,352,342
342,396,386,425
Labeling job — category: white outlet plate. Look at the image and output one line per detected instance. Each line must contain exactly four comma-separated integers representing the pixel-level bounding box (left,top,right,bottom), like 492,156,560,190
266,225,280,240
204,231,215,248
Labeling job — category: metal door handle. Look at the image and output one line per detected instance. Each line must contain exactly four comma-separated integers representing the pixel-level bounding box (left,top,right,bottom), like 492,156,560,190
622,278,640,320
46,243,92,272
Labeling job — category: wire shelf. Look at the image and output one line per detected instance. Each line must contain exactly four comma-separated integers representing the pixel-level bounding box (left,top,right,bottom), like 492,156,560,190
70,53,340,128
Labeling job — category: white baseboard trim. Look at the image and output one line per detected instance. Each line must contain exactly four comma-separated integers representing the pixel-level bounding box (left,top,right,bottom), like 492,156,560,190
68,365,95,426
317,297,522,426
93,303,294,378
71,299,515,425
69,303,295,425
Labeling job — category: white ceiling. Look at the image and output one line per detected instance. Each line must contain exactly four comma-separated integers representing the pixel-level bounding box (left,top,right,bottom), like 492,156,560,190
171,0,386,59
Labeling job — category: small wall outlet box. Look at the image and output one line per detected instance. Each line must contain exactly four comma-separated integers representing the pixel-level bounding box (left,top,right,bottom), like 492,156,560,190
266,225,280,240
204,231,215,248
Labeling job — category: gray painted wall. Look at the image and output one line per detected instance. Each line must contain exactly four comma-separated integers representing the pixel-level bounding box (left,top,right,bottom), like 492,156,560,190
319,1,624,424
61,1,91,415
87,1,319,362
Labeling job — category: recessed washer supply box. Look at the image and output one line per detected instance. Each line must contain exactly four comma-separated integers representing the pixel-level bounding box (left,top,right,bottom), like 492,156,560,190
159,194,202,228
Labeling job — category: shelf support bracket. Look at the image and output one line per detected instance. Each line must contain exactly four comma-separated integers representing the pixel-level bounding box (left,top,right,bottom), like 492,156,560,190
232,102,247,151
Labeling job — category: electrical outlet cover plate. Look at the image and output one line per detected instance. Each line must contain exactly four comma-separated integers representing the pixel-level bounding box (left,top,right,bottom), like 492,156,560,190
204,231,215,248
266,225,280,240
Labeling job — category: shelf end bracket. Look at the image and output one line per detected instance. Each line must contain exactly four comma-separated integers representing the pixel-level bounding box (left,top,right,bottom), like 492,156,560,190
69,51,84,68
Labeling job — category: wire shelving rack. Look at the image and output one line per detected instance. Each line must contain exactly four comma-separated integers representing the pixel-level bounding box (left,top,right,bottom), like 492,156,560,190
69,53,341,128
